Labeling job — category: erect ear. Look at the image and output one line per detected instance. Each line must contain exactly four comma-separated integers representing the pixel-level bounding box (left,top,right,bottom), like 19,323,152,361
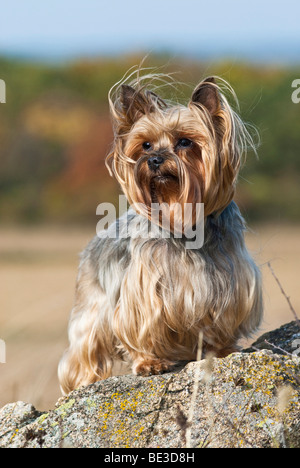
120,85,159,124
190,77,220,115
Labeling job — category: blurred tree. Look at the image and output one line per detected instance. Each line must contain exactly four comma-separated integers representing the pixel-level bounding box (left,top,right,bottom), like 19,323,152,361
0,55,299,224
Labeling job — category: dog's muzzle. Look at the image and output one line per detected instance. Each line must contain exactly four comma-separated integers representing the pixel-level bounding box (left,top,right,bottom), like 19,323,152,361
147,155,165,172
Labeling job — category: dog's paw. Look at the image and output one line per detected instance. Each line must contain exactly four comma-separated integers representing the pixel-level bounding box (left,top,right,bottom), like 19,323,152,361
132,357,173,376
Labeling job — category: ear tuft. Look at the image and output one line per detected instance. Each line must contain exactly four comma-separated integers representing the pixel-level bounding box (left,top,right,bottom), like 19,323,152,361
191,77,220,115
120,85,136,111
119,85,157,124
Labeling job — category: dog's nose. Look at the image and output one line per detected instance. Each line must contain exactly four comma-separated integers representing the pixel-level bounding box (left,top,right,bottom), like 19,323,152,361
147,155,165,171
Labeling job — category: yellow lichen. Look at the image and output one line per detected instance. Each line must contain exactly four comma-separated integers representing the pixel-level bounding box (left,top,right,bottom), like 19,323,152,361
37,413,49,424
93,379,168,447
56,399,76,418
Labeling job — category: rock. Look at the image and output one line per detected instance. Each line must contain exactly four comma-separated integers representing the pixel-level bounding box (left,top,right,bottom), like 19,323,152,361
0,323,300,448
246,321,300,356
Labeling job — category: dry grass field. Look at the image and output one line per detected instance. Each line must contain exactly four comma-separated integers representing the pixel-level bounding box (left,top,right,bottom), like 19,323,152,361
0,223,299,411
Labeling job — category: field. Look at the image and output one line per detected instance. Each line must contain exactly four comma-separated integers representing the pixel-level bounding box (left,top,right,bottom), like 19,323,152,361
0,223,299,411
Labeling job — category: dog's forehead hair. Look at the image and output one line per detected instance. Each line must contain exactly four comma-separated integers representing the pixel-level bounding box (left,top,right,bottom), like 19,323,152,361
131,106,201,145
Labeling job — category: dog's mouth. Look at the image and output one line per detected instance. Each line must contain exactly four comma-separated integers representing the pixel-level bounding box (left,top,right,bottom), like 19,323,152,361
133,155,182,206
149,173,179,204
152,174,178,183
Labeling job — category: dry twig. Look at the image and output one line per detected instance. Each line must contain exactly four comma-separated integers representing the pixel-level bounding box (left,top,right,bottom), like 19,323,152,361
267,262,300,326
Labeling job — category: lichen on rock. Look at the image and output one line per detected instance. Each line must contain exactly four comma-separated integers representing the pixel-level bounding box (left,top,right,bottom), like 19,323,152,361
0,322,300,448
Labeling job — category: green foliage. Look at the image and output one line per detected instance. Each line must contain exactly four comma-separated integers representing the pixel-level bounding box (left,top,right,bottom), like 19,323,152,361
0,55,299,224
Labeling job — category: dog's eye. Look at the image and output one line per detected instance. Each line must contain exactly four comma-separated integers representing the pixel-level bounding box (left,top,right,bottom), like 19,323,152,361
177,138,193,148
142,142,152,151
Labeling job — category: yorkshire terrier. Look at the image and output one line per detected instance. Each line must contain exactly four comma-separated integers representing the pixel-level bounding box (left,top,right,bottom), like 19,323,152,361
58,70,263,394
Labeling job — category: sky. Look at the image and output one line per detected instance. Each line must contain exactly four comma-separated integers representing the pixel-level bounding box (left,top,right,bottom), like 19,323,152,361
0,0,300,62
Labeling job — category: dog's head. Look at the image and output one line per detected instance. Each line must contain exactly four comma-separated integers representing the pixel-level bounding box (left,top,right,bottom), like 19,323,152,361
106,71,255,231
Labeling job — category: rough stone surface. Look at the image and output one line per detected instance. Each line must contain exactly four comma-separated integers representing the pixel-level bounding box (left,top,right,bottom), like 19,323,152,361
246,321,300,356
1,322,300,448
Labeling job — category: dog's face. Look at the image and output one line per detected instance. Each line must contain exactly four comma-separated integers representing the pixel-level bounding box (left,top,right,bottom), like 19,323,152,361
123,105,205,229
107,75,249,231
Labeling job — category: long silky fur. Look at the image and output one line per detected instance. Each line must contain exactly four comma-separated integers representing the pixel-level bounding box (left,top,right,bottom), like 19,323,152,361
58,203,262,394
58,70,263,394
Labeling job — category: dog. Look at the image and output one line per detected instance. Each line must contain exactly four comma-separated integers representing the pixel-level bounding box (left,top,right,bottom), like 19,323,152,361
58,70,263,394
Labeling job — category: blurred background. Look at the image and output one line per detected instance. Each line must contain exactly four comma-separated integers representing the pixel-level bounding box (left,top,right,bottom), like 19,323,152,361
0,0,299,410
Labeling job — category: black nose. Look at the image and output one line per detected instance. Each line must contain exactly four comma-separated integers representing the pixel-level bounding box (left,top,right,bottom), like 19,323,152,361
147,155,165,171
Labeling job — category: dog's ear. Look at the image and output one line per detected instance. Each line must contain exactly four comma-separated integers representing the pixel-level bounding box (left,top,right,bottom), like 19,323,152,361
190,77,220,115
120,85,160,124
